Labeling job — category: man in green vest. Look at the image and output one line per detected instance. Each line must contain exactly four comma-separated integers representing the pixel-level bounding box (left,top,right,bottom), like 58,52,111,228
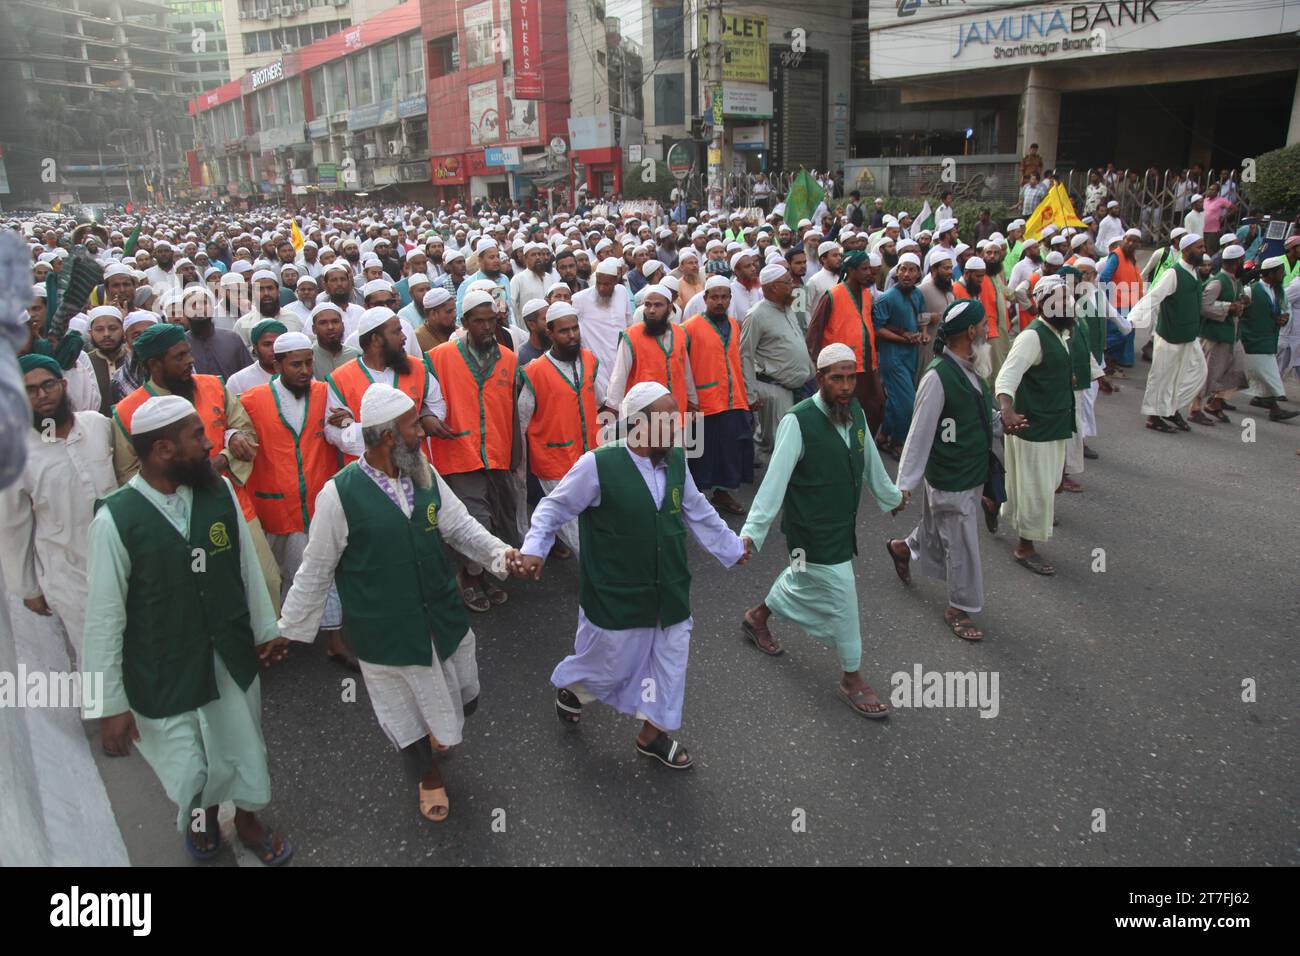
1240,256,1300,422
514,381,748,770
1132,233,1210,435
1281,234,1300,288
1188,244,1248,426
1138,227,1187,364
886,300,998,641
994,274,1077,576
278,384,525,822
738,344,905,719
83,395,294,865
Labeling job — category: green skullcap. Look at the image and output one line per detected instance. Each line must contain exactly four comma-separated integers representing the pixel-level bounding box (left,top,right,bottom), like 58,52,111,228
19,353,63,378
131,322,186,363
841,249,868,272
940,298,986,335
250,319,287,345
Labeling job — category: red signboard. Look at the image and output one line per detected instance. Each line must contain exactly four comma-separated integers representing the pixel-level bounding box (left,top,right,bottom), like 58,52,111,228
511,0,543,99
431,155,467,185
186,150,203,187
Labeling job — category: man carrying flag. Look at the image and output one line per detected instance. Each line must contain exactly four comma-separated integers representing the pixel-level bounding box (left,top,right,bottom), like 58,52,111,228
1024,181,1085,241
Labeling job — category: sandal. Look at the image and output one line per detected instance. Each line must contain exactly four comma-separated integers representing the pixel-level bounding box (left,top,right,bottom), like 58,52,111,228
185,819,222,861
1015,551,1055,576
885,539,911,584
555,687,582,724
636,731,693,769
418,783,449,822
460,582,490,613
1188,410,1216,426
712,493,747,516
1145,417,1177,434
483,579,508,606
944,609,984,642
836,683,889,719
742,612,783,656
1166,412,1191,432
239,828,293,866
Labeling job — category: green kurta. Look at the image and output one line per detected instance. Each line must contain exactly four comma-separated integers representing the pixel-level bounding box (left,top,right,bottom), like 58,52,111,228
82,474,279,830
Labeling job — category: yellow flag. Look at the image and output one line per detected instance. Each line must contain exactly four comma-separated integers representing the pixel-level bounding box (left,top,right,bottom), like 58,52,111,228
291,220,305,253
1025,182,1085,240
51,201,61,212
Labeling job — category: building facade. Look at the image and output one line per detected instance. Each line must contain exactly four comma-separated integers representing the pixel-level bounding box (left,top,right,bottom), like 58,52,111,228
221,0,403,81
170,0,232,96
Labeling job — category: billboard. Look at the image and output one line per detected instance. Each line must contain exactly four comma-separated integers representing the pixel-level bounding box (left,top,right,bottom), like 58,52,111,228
469,80,501,145
464,1,497,69
698,13,769,84
511,0,543,99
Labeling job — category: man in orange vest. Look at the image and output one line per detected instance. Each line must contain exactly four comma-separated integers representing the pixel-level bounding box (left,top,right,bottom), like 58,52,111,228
683,275,754,515
111,322,282,610
240,331,357,671
516,301,604,557
805,249,885,436
1101,230,1145,371
428,289,521,612
605,284,696,416
324,307,450,465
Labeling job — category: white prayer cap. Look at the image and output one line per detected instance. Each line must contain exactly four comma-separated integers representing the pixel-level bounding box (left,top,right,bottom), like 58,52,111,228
1107,234,1125,248
154,240,173,250
1033,273,1068,302
545,281,570,297
868,252,883,268
1179,233,1203,250
678,248,700,263
817,241,841,258
68,314,90,336
1125,228,1143,240
124,310,157,331
1073,257,1097,270
883,216,899,228
1070,233,1090,249
641,259,665,278
620,381,670,419
252,269,278,284
357,306,397,336
1021,237,1039,249
442,249,466,264
1050,234,1068,247
1220,244,1245,261
817,343,856,370
1041,225,1058,238
594,238,613,253
310,301,343,319
705,274,732,291
104,263,135,279
1261,254,1286,271
705,239,724,252
521,298,548,319
361,278,394,297
937,218,958,233
1190,194,1203,204
30,284,46,299
759,263,789,285
805,229,824,241
461,290,495,312
1170,227,1186,241
273,331,313,355
406,273,432,290
1044,251,1065,266
660,274,680,294
928,248,954,267
594,258,622,277
954,243,971,256
295,274,318,287
898,239,919,252
359,383,415,428
730,250,756,271
1009,219,1026,230
232,261,254,274
963,256,986,272
87,304,123,322
545,302,577,324
897,252,921,269
131,395,195,435
423,288,452,310
321,262,351,277
641,284,672,303
1106,200,1119,209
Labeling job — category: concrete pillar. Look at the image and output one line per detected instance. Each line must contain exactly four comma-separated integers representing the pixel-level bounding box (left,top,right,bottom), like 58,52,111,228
1287,70,1300,146
1019,66,1061,169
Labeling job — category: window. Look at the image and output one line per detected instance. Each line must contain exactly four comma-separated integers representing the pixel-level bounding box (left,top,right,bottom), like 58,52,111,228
375,42,398,104
428,34,457,78
404,33,423,96
349,51,373,106
328,60,348,112
654,73,685,126
309,68,326,118
652,6,683,60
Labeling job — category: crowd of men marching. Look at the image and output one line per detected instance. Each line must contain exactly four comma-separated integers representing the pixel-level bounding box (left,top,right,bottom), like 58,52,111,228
5,196,1298,862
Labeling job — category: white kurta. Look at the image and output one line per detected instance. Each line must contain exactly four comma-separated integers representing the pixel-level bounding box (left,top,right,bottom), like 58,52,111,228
224,362,274,396
232,310,305,348
604,325,698,411
572,285,634,394
323,357,446,458
65,352,102,414
277,462,510,750
0,412,116,664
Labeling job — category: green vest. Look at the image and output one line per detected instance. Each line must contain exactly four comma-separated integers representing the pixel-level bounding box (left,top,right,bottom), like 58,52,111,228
1076,293,1106,363
1067,317,1092,392
578,443,690,630
1200,271,1240,344
924,356,992,492
1156,263,1202,344
1152,246,1179,286
99,481,258,720
1014,320,1075,442
1239,281,1282,356
780,397,867,565
1004,241,1024,280
333,463,469,665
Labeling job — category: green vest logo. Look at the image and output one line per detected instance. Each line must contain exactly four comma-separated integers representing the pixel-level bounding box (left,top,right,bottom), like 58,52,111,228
856,427,865,450
426,502,438,529
671,487,682,513
208,521,231,554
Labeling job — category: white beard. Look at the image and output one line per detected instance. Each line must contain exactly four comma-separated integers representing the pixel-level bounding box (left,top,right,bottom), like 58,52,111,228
972,341,993,380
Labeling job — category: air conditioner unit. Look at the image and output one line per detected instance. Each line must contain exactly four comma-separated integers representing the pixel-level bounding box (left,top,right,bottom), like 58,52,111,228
279,5,293,16
256,10,269,19
362,143,378,159
293,0,306,10
333,0,347,7
387,140,401,156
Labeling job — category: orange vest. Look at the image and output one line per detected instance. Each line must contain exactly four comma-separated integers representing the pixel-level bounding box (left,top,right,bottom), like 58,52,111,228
522,349,600,481
326,356,432,465
978,278,1003,339
624,321,689,412
427,339,516,475
239,380,339,534
1109,252,1144,312
822,282,877,372
683,313,748,415
114,374,256,522
1019,273,1043,331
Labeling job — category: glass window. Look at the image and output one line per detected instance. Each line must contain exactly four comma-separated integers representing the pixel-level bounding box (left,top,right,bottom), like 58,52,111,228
278,82,295,127
404,33,423,96
428,34,458,78
375,42,398,104
328,60,348,112
652,6,683,60
309,68,326,117
350,51,373,105
654,73,685,126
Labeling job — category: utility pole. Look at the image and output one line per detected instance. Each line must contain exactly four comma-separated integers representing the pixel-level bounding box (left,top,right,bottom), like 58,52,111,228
704,0,723,215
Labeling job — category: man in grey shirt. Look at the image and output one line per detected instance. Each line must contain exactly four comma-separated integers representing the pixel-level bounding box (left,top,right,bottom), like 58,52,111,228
740,263,816,462
183,288,254,381
308,302,361,382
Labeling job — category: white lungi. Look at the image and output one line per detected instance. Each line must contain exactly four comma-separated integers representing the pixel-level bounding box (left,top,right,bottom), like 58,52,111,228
359,632,480,750
1141,333,1207,417
1001,434,1065,542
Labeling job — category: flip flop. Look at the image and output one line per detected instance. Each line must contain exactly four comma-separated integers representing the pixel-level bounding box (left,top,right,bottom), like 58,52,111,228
636,732,693,769
885,539,911,584
742,614,784,656
836,684,890,720
240,829,293,866
418,783,449,822
1015,552,1055,576
185,821,222,862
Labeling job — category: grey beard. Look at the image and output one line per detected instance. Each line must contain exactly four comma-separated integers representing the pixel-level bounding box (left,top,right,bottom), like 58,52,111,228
827,399,852,426
393,441,432,490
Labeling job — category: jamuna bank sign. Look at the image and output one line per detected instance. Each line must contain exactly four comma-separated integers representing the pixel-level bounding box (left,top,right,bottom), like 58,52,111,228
868,0,1299,79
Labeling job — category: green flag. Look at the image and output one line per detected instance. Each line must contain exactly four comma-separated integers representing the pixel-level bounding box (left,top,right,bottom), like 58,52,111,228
123,219,142,257
783,170,825,229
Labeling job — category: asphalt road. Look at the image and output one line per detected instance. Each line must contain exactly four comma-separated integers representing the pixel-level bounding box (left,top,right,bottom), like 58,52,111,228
90,341,1298,866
